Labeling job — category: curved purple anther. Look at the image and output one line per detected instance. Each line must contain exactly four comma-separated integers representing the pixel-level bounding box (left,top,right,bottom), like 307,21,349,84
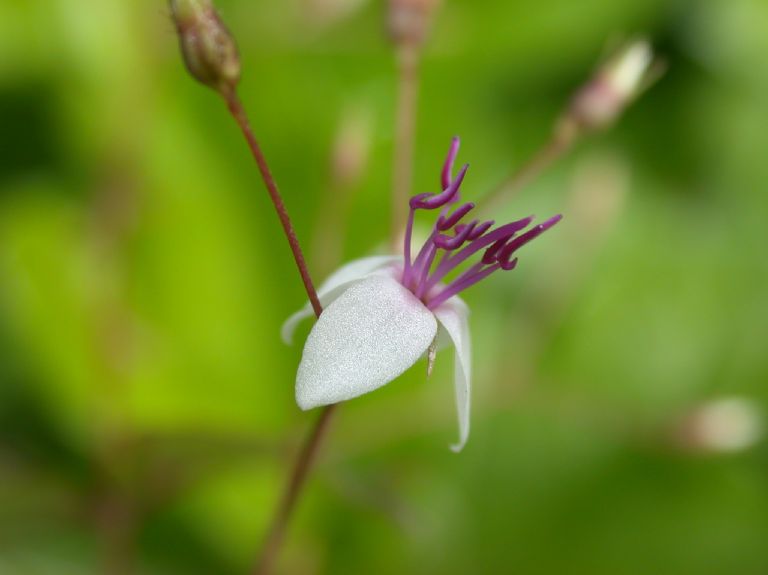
499,256,519,271
482,237,508,264
480,216,533,264
410,192,432,206
441,136,461,190
424,215,534,292
434,224,475,250
437,202,474,231
498,214,563,258
467,220,493,240
410,164,469,210
455,219,478,239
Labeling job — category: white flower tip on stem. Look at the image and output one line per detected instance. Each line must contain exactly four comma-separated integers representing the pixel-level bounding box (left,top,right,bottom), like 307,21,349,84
562,38,659,135
608,40,653,99
676,396,764,454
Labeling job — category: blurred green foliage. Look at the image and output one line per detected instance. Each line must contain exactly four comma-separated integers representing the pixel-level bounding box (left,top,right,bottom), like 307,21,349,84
1,0,768,573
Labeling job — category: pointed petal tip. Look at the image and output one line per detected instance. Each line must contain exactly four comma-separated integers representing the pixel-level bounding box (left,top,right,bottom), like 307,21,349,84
295,391,324,411
281,307,313,345
450,440,466,453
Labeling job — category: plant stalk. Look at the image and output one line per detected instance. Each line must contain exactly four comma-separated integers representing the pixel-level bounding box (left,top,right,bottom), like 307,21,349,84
391,44,420,249
252,405,337,575
223,90,323,317
222,89,336,574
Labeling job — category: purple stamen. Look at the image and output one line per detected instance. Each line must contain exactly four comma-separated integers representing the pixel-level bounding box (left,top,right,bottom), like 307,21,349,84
400,137,562,308
434,223,475,250
413,242,439,298
464,220,494,240
441,136,460,190
437,202,474,231
499,256,519,271
482,234,512,265
427,263,500,310
424,216,534,291
497,214,563,259
410,164,468,210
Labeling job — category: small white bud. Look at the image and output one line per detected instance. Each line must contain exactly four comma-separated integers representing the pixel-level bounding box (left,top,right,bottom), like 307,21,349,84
562,39,659,134
676,396,764,454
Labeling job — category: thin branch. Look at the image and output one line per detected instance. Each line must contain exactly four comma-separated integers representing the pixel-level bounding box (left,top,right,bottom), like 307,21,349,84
252,405,337,575
391,44,420,249
478,128,575,216
221,89,337,574
223,90,323,317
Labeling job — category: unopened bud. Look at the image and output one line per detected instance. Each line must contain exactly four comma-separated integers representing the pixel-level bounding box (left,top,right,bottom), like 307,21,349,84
388,0,441,47
170,0,240,95
674,396,764,454
560,40,658,135
331,105,372,189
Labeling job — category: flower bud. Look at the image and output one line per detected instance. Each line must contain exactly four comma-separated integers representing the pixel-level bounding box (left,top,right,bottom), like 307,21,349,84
331,105,372,189
561,40,658,135
388,0,441,47
674,396,764,454
170,0,241,95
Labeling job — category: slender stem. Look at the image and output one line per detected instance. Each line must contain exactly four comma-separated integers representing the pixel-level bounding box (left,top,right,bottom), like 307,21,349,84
223,90,323,317
221,89,335,574
253,405,338,575
479,129,575,216
391,44,420,249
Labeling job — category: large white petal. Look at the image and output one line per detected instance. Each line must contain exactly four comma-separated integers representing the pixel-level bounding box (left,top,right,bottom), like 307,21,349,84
296,274,437,410
433,298,471,452
281,255,400,344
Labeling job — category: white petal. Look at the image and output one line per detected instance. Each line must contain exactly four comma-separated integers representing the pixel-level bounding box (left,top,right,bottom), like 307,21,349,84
281,255,400,344
433,298,471,452
296,274,437,410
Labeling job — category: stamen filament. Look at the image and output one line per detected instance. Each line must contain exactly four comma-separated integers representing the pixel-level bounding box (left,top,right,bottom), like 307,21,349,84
427,263,500,309
401,206,417,284
401,137,561,311
414,242,439,298
441,136,460,190
424,217,533,291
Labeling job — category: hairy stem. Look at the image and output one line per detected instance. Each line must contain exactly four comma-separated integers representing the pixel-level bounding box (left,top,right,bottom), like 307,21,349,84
223,90,323,317
391,44,420,249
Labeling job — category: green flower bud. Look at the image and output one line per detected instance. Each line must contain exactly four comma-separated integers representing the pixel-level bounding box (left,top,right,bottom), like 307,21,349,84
170,0,240,95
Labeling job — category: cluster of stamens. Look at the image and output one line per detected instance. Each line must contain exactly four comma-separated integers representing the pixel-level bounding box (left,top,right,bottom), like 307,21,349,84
401,137,562,309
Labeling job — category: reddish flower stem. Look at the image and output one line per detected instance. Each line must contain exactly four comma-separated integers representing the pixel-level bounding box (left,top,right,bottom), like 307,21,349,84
221,88,335,575
252,405,337,575
223,90,323,317
391,44,420,249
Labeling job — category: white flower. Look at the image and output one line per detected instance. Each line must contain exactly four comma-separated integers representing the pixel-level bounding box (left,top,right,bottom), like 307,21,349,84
283,138,561,451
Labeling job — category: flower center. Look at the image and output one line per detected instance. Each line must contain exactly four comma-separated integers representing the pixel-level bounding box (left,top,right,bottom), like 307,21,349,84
401,137,562,310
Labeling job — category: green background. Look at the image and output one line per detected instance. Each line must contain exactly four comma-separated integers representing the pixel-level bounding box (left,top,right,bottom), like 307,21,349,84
1,0,767,573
